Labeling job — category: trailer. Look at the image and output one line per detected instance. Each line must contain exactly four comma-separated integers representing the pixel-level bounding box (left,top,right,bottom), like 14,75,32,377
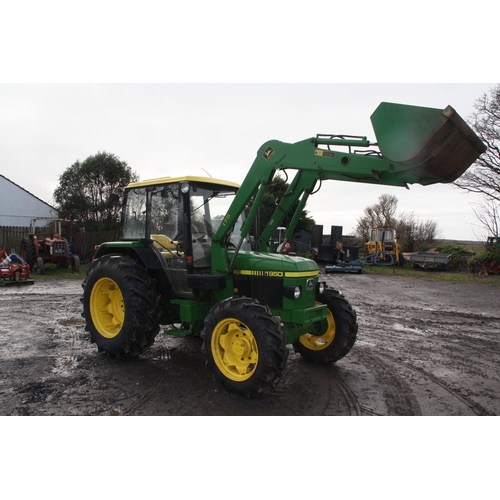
410,252,452,270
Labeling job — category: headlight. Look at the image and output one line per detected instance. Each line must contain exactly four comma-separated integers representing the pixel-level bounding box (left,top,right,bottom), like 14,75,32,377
284,285,302,299
317,281,326,294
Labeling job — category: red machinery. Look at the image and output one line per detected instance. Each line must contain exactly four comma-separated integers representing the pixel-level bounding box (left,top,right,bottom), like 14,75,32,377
19,218,80,275
0,248,34,285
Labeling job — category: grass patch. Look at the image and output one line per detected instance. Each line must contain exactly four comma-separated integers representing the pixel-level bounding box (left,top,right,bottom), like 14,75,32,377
30,263,89,281
361,263,500,285
30,260,500,287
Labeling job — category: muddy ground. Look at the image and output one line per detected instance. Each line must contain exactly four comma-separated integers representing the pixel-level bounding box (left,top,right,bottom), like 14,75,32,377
1,271,499,416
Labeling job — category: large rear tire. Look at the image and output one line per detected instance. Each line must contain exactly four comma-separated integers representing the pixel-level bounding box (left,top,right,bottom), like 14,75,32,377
203,297,288,397
20,238,36,269
81,255,161,359
293,289,358,364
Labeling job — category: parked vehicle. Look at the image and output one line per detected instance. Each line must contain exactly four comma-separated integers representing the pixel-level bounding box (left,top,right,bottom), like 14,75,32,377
82,101,486,396
0,248,33,285
365,226,402,265
19,218,80,274
487,236,499,249
410,252,452,270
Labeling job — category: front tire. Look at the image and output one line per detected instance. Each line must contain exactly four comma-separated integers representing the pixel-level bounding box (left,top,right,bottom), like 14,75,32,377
37,257,44,275
293,289,358,363
81,255,161,359
203,297,288,397
71,255,80,273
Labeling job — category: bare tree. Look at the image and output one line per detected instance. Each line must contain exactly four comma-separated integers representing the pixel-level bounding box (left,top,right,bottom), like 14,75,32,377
355,194,398,240
396,212,440,252
470,196,500,241
355,194,439,251
454,84,500,203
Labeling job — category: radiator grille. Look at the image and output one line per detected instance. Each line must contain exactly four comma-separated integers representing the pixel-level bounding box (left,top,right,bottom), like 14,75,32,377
234,276,283,309
53,241,68,256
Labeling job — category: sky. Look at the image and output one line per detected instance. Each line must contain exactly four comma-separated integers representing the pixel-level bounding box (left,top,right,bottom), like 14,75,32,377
1,2,498,243
0,83,496,240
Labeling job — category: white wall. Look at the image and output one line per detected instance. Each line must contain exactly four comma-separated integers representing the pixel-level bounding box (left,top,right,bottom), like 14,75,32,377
0,175,57,227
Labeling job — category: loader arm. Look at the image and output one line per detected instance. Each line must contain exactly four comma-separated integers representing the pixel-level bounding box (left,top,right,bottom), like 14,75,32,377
212,102,486,272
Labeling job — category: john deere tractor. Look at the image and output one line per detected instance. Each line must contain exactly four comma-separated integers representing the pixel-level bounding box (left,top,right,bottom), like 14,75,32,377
82,102,486,397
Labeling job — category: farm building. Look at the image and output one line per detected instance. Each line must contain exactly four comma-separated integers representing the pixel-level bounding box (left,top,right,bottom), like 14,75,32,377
0,174,57,227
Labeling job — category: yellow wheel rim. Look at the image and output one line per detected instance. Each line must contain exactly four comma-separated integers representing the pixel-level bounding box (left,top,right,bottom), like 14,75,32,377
299,302,336,351
89,277,125,339
211,318,258,382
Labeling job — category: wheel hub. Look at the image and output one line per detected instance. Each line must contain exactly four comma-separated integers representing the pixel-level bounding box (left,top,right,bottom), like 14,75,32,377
231,334,252,358
299,302,335,350
89,277,125,339
211,318,259,382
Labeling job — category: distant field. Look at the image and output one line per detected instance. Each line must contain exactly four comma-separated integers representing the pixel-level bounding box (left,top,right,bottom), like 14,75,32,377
438,239,486,252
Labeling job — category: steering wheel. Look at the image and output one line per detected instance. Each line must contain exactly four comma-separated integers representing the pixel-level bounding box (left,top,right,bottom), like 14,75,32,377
193,231,207,241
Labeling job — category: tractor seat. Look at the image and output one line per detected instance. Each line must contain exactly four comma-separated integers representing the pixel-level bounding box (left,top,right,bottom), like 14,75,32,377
151,234,184,258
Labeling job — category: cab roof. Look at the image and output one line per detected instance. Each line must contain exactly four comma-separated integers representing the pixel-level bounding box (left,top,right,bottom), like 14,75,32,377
127,176,240,189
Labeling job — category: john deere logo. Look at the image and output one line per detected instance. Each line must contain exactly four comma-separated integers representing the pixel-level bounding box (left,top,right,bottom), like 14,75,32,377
263,146,275,161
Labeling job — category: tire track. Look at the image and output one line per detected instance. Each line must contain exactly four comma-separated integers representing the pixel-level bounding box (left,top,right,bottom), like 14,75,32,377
119,344,173,415
355,350,423,415
325,375,363,416
363,348,494,416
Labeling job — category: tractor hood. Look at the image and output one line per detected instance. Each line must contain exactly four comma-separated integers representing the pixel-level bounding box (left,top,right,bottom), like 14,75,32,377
231,251,319,278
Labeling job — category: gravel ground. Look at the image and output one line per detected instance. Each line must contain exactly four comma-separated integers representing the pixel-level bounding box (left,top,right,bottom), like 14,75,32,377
1,271,499,416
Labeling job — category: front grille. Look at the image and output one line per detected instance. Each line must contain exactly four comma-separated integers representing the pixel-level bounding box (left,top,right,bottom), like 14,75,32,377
234,276,283,309
53,241,67,256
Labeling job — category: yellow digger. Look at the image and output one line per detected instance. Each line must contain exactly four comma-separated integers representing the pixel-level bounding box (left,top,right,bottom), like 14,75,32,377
364,226,402,265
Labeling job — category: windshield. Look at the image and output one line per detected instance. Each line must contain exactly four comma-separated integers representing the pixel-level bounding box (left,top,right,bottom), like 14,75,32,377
370,228,394,242
189,184,251,254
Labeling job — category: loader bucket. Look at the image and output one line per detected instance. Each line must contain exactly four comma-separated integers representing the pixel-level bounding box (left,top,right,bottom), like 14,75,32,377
370,102,487,184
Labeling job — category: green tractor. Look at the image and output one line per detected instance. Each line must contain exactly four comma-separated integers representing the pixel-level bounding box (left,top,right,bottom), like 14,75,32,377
487,236,500,249
82,102,486,397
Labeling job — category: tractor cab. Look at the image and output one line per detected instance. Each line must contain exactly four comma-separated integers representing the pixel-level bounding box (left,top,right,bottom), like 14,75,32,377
120,176,252,298
487,236,500,249
369,227,396,245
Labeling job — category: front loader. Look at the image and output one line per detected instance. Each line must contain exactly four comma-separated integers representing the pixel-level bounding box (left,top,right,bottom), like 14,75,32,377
82,102,486,397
